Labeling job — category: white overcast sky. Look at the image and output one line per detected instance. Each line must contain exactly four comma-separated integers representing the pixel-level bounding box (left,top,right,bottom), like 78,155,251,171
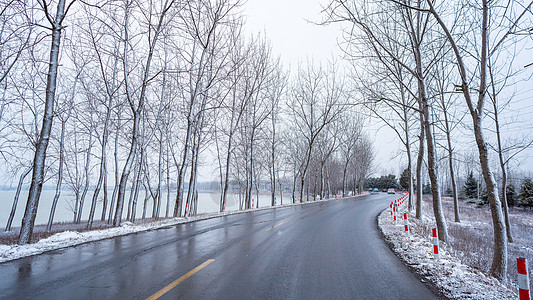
242,0,341,70
240,0,402,176
200,0,533,182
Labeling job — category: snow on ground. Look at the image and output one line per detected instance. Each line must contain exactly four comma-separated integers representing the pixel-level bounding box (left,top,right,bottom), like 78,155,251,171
0,194,351,263
378,197,517,299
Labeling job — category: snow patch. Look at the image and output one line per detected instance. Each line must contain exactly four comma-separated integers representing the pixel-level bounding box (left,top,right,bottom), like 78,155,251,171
378,206,517,299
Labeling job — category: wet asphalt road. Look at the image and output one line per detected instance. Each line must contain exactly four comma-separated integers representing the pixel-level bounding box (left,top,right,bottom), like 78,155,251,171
0,194,438,300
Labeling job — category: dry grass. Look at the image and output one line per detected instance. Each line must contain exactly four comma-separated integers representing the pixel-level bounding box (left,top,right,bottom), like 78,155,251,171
411,195,533,290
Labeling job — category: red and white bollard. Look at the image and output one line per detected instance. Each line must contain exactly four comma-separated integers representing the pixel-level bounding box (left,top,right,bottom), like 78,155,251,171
432,228,439,260
252,198,254,208
390,202,393,216
403,213,409,235
275,197,277,205
393,203,397,222
517,257,530,300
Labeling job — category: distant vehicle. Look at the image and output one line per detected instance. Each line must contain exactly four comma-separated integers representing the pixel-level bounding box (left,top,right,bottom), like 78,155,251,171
372,188,379,194
387,188,395,194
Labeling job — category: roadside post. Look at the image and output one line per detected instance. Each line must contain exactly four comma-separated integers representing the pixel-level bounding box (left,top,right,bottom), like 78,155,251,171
432,228,439,260
517,257,530,300
403,213,409,235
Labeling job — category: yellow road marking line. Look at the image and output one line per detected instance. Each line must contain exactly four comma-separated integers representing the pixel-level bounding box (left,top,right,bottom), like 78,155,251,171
266,220,288,231
146,259,215,300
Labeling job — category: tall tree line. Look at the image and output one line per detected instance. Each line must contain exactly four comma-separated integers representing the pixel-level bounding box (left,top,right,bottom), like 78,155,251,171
0,0,373,244
325,0,532,282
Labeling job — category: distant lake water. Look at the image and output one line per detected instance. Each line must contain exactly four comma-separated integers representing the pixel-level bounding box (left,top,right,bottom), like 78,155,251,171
0,189,283,227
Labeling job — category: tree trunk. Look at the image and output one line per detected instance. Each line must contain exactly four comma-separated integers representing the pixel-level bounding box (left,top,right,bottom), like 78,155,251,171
499,168,512,242
115,0,169,226
101,166,108,222
115,112,139,226
401,87,413,211
423,100,448,242
130,152,144,222
108,109,121,223
444,115,460,223
6,166,32,231
88,106,111,229
342,160,349,197
427,0,507,280
77,127,93,224
175,37,209,217
291,167,297,203
270,109,276,206
165,137,170,218
411,16,448,240
221,129,234,212
142,182,149,219
154,132,163,219
47,118,68,232
19,0,66,244
490,64,512,242
415,110,425,219
277,170,283,205
126,159,139,221
300,175,305,203
473,114,508,280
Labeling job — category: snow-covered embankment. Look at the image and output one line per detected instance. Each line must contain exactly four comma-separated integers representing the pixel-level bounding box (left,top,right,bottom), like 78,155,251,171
378,197,516,299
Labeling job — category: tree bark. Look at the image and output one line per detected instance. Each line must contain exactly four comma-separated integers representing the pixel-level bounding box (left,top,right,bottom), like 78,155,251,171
6,166,32,232
426,0,507,280
415,109,425,219
77,125,94,224
490,63,513,242
442,100,460,223
422,97,448,242
47,117,68,232
108,108,121,223
115,0,172,225
19,0,69,244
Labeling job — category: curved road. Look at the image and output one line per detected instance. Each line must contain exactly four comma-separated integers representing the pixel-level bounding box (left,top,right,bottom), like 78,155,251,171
0,194,438,299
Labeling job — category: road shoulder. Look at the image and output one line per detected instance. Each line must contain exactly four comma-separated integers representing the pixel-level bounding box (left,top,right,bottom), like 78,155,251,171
377,206,516,299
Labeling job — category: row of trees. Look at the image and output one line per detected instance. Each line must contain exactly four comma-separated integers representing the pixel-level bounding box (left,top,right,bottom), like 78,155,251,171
324,0,532,282
464,172,533,209
366,174,401,190
0,0,373,244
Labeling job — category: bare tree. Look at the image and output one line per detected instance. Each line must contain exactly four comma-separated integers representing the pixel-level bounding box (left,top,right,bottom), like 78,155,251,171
423,0,533,281
80,3,123,228
430,56,463,223
19,0,77,244
338,112,364,197
173,0,241,217
46,68,77,232
289,60,346,203
217,23,247,212
0,0,33,85
114,0,177,226
487,57,533,242
325,0,449,240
